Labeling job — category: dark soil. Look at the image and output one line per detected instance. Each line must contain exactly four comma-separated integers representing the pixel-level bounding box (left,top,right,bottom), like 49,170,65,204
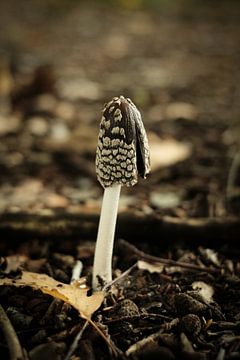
1,239,240,360
0,0,240,359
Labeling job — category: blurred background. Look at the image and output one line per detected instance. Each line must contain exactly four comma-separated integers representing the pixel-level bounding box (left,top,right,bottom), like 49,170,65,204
0,0,240,222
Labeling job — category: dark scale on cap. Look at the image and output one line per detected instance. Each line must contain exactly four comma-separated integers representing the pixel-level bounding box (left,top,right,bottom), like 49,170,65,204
96,95,150,188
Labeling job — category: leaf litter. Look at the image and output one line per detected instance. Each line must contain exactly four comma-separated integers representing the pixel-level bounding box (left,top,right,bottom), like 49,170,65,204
0,240,240,359
0,1,240,359
0,271,104,319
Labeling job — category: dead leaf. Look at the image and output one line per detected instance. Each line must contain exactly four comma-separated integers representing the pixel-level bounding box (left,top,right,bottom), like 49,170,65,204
46,193,69,208
148,133,192,171
192,281,214,303
58,78,101,101
0,115,21,136
166,102,198,120
137,260,164,273
0,271,104,319
199,248,221,267
150,191,181,209
0,255,28,273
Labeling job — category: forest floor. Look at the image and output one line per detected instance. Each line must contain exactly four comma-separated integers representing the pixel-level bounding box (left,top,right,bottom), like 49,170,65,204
0,1,240,359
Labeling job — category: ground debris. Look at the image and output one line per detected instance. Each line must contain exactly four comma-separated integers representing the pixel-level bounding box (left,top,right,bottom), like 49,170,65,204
0,242,239,359
0,1,240,359
0,271,104,319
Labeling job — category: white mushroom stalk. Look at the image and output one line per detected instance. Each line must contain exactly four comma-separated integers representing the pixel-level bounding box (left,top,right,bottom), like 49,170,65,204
92,96,150,290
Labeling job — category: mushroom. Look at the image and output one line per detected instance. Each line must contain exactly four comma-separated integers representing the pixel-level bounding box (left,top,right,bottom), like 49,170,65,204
92,95,150,290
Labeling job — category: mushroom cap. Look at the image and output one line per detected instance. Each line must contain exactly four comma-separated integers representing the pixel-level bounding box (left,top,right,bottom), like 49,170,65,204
96,95,150,188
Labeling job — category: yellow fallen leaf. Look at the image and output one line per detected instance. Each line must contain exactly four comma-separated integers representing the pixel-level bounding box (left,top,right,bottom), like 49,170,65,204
0,271,104,319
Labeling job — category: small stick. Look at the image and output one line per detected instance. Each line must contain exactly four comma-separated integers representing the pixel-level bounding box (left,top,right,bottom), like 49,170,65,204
0,304,25,360
103,262,138,291
64,320,89,360
119,239,221,275
104,313,172,324
71,260,83,283
64,317,121,359
86,317,121,357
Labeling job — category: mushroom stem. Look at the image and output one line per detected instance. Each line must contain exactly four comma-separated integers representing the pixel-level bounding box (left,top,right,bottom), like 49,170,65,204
92,184,121,290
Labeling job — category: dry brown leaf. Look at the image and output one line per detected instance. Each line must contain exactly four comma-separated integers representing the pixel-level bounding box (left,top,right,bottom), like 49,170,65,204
192,281,214,303
0,255,28,273
0,271,104,319
0,115,21,136
148,132,192,171
137,260,164,273
166,102,198,120
200,248,221,267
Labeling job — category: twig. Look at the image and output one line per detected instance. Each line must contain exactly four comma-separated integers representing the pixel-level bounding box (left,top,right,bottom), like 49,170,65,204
71,260,83,282
125,328,164,357
119,239,221,275
0,304,25,360
64,317,121,359
104,313,172,325
103,263,137,291
86,317,121,357
64,320,88,360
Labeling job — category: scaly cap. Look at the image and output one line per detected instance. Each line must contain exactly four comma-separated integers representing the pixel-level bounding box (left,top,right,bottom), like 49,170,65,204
96,96,150,188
